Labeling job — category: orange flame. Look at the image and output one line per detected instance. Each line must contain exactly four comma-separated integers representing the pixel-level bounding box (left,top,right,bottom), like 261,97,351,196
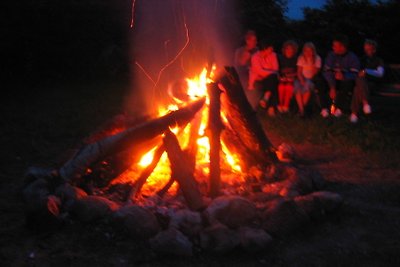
118,66,244,198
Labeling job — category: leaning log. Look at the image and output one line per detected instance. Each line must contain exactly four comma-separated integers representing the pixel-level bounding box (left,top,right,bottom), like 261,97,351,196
163,130,205,211
126,144,166,202
59,98,206,182
207,82,223,197
219,67,277,166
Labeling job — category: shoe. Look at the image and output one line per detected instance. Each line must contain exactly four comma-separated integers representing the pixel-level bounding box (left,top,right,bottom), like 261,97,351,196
320,109,329,118
267,107,275,117
334,108,342,117
350,113,358,123
259,98,268,109
363,104,372,114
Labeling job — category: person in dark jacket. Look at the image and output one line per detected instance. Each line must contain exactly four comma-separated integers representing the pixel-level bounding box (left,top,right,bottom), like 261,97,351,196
349,39,384,123
323,35,360,118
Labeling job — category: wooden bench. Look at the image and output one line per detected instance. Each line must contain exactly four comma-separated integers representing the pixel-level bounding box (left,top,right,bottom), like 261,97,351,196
379,64,400,97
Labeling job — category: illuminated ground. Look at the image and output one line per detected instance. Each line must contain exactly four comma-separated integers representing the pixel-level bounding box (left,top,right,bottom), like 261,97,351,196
1,80,399,266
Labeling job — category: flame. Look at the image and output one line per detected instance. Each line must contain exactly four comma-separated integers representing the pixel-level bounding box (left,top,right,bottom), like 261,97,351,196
138,146,157,168
116,65,245,198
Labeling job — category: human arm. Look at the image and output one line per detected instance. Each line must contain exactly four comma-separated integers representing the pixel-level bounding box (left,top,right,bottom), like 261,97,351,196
251,53,278,78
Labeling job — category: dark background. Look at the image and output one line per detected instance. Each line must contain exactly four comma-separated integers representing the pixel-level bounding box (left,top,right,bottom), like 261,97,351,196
2,0,399,87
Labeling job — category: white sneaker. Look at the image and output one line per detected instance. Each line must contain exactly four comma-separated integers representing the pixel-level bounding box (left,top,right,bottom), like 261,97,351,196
334,108,342,117
350,113,358,123
363,104,372,114
320,109,329,118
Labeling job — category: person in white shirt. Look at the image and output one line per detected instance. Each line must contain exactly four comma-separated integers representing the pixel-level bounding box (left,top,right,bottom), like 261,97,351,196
294,42,322,117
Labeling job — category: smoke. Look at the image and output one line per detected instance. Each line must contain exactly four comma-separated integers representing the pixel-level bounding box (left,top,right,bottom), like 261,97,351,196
125,0,241,116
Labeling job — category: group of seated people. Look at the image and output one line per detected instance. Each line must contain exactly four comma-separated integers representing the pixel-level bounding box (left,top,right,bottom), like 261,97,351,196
234,31,385,123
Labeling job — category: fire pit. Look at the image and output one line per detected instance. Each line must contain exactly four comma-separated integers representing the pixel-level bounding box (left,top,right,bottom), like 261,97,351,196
23,67,342,256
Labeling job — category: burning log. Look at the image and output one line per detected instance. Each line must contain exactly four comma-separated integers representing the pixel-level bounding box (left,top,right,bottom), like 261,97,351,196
221,126,256,171
163,130,205,211
207,82,223,197
59,98,206,182
126,144,166,202
219,67,277,166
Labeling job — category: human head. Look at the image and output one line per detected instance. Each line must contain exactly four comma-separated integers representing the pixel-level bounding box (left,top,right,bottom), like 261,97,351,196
282,40,298,58
259,39,274,57
332,34,349,55
302,42,317,59
364,39,378,57
244,30,257,50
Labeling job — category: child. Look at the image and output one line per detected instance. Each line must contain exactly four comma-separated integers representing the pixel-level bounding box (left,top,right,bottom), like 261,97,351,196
249,40,279,116
278,40,298,113
294,42,322,117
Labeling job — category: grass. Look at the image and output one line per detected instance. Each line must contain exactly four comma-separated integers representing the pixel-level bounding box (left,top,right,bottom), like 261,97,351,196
259,98,400,154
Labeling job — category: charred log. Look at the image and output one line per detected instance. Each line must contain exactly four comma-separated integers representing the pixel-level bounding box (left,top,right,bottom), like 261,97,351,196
219,67,277,166
207,82,223,197
59,98,206,182
163,130,205,211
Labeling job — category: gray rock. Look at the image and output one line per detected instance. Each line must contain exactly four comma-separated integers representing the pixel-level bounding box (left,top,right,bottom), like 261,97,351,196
238,227,273,252
113,205,160,239
22,179,49,212
149,228,193,257
200,223,240,253
22,179,62,229
70,196,119,222
55,183,87,211
205,195,257,228
262,198,309,236
169,209,203,237
294,191,343,220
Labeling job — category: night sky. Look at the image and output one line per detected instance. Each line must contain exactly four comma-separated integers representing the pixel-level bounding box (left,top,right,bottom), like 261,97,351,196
286,0,326,20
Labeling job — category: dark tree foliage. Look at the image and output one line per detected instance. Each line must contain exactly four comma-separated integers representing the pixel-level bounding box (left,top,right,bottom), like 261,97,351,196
290,0,400,62
236,0,290,45
3,0,131,86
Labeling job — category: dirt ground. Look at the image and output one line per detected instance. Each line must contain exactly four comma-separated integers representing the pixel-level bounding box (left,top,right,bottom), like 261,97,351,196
1,82,400,266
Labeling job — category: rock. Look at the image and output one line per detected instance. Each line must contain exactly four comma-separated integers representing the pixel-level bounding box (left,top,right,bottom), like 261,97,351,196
294,191,343,220
205,195,257,228
238,227,273,252
22,179,49,212
262,198,309,236
284,169,314,196
113,205,160,239
70,196,119,222
24,167,55,185
55,183,87,211
309,170,326,190
276,143,296,162
169,209,203,237
199,223,240,253
22,178,62,230
149,228,193,257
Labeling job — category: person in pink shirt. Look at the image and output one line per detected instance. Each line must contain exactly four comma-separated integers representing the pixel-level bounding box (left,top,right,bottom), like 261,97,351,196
249,40,279,116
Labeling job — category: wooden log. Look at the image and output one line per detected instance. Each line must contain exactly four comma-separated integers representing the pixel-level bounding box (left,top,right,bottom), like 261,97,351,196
59,98,206,182
221,125,255,171
184,111,202,174
163,130,205,211
219,67,277,166
126,144,165,202
207,82,223,197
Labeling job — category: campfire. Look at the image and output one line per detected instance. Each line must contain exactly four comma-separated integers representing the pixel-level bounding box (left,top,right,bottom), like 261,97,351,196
23,66,343,256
